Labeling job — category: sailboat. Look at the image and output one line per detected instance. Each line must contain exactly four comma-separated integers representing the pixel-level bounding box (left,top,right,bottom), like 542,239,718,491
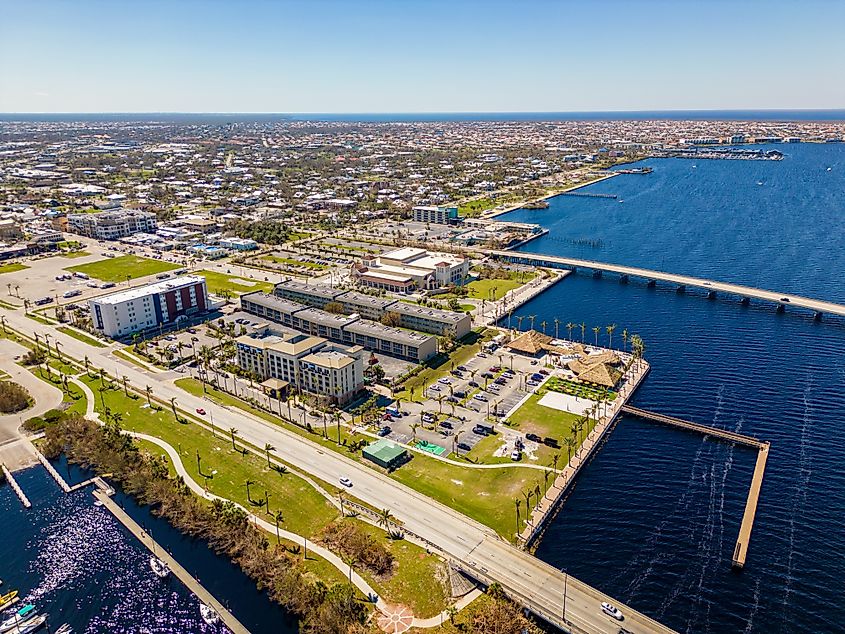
199,603,220,625
149,556,170,579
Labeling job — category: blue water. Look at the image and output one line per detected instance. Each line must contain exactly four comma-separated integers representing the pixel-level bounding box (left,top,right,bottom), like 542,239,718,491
498,144,845,633
0,458,295,633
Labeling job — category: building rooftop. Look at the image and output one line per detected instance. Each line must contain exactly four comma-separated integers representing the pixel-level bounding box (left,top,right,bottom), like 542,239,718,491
274,279,343,301
236,330,325,356
336,290,398,310
91,275,205,306
301,349,355,369
241,291,308,315
389,301,468,324
295,306,360,329
344,319,434,345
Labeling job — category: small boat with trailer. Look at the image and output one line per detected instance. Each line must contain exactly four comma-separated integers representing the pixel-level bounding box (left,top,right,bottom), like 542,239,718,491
1,605,36,633
149,556,170,579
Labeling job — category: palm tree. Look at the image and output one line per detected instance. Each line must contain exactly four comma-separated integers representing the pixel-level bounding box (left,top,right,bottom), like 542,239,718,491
99,367,106,387
515,315,524,331
264,443,275,469
0,316,5,334
343,554,358,583
229,427,238,451
553,318,560,339
592,326,600,346
540,320,547,335
377,508,393,530
580,322,586,343
23,298,30,314
145,385,153,408
566,322,575,340
54,341,63,361
121,375,129,397
606,324,616,349
515,498,522,534
552,453,560,472
621,328,629,353
83,355,91,376
564,437,576,466
245,479,254,504
169,397,177,419
436,394,445,414
273,510,284,544
528,315,536,331
410,423,419,442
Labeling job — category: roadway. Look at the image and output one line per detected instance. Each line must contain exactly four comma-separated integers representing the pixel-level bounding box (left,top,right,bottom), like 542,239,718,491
2,306,676,634
486,249,845,317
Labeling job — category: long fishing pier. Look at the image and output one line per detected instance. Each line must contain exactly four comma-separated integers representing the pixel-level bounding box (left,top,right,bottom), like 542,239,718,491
1,464,31,508
93,488,250,634
484,249,845,318
620,405,770,569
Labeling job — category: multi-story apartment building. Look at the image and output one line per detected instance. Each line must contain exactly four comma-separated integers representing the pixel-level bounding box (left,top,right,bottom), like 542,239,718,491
67,210,158,240
271,281,471,339
240,291,438,362
235,328,364,405
89,275,208,338
412,205,459,225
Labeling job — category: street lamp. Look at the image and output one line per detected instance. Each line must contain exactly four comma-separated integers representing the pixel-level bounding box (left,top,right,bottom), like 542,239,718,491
562,567,569,624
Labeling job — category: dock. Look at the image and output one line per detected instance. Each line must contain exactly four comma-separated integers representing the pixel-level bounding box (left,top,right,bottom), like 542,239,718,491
620,405,765,448
1,464,31,508
559,191,617,199
620,405,770,569
36,450,71,493
732,442,770,569
93,488,250,634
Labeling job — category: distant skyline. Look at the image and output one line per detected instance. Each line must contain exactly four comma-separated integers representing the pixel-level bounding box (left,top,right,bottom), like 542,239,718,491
2,0,844,114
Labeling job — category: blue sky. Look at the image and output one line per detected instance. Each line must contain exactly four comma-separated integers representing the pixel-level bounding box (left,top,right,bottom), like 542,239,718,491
1,0,843,113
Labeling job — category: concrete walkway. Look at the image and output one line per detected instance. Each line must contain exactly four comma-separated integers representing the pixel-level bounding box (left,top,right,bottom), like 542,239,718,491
0,338,63,471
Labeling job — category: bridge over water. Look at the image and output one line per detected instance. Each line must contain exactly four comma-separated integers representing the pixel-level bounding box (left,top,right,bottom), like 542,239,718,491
485,249,845,318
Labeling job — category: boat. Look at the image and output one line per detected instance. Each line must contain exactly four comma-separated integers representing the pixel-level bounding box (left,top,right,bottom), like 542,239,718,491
756,181,764,186
199,603,220,625
8,614,46,634
1,606,35,633
521,200,549,209
55,625,73,634
149,556,170,579
0,593,18,610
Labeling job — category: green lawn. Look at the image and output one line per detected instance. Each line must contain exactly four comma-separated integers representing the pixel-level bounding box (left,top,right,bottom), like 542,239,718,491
545,376,617,401
81,374,340,537
465,272,536,301
59,250,91,259
56,326,108,348
260,255,327,270
198,270,273,295
458,198,496,217
65,255,180,282
506,393,597,448
0,263,28,274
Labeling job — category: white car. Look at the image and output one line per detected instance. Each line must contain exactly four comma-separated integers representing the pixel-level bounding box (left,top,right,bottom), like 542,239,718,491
438,377,451,384
510,450,521,461
339,477,353,487
601,602,624,621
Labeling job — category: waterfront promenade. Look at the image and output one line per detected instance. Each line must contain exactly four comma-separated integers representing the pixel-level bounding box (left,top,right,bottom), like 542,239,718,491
486,250,845,317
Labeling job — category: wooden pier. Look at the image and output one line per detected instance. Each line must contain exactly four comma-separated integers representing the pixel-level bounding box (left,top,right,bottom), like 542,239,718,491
93,488,250,634
1,464,31,508
620,405,770,569
620,405,765,448
36,451,71,493
732,442,769,569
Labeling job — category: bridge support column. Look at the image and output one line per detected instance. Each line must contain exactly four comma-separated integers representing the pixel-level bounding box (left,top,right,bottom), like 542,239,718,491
592,270,602,279
776,303,786,314
676,285,686,294
740,297,750,306
619,274,629,284
814,311,823,321
646,279,656,288
707,290,716,300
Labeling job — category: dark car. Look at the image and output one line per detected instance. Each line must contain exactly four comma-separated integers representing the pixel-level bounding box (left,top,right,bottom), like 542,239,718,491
525,433,542,443
457,442,471,451
473,424,494,436
780,297,790,302
481,372,494,379
468,380,479,387
457,365,468,371
543,437,560,448
454,390,466,398
378,426,391,437
440,420,453,429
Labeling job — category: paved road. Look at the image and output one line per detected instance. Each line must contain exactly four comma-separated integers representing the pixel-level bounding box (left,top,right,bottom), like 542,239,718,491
487,249,845,317
3,308,675,633
0,338,63,470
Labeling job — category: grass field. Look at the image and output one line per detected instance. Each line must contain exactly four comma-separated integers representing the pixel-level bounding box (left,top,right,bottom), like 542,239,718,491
59,250,91,259
65,255,180,282
466,271,535,301
0,263,28,275
260,255,327,270
198,270,273,295
56,326,108,348
506,392,596,446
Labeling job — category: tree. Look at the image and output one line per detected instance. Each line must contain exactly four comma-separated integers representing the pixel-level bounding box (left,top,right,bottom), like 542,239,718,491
528,314,536,331
377,508,393,530
264,443,275,469
580,322,586,342
145,385,153,408
540,320,547,335
514,498,522,534
229,427,238,451
564,436,576,465
84,355,91,376
380,311,402,327
592,326,600,346
606,324,616,349
245,479,254,504
169,397,178,419
621,328,629,353
121,375,129,397
273,510,284,544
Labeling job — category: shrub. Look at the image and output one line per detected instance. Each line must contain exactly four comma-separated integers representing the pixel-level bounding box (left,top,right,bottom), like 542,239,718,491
320,520,394,576
0,381,31,414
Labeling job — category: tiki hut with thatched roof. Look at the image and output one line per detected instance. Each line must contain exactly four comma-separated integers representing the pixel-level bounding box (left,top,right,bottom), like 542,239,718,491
506,330,553,356
565,350,623,388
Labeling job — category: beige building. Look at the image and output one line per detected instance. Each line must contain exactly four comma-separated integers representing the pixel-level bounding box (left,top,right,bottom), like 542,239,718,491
236,329,364,405
352,247,469,292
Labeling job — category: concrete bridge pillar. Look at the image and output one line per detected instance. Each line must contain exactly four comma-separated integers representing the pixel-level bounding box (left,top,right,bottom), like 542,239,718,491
814,311,823,321
592,270,603,279
776,303,786,314
619,274,629,284
740,297,750,306
646,279,656,288
707,290,716,299
676,285,686,294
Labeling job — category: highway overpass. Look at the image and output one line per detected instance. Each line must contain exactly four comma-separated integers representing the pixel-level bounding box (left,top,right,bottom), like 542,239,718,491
485,249,845,318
